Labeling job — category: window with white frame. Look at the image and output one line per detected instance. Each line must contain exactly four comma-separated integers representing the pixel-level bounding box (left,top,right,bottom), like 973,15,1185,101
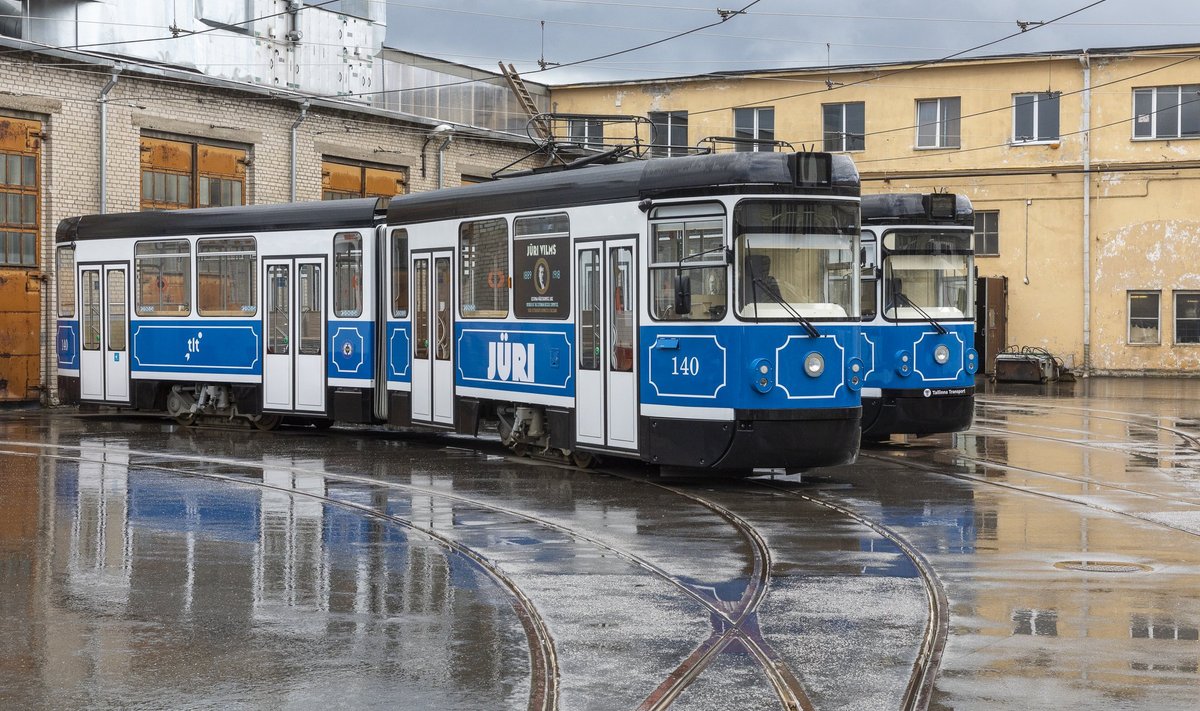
649,111,689,157
1175,291,1200,344
823,102,865,152
1133,85,1200,139
1013,92,1061,143
733,107,775,151
916,97,961,149
568,118,604,149
1128,290,1161,345
973,210,999,256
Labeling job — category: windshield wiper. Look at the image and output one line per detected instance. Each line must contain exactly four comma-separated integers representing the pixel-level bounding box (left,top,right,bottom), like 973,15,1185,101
754,278,821,338
894,291,947,335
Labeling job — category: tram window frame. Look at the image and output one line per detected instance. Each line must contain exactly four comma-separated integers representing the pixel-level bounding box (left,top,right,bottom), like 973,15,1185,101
822,102,865,152
391,229,409,318
859,236,878,320
134,239,192,317
915,97,961,149
1128,290,1161,345
1133,85,1200,140
1174,291,1200,344
513,213,570,320
196,237,257,317
333,232,364,318
973,210,999,256
459,218,510,319
81,270,101,351
648,204,728,322
1012,92,1061,144
56,245,75,317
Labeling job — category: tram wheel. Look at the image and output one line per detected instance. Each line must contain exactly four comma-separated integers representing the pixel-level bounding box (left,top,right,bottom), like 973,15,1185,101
166,389,196,426
571,451,596,469
252,414,282,431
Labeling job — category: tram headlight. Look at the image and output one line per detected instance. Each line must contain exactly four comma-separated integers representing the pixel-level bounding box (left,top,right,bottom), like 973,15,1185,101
804,352,825,378
934,344,951,365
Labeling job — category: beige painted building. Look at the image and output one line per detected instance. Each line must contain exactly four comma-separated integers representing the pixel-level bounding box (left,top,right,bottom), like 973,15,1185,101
549,44,1200,375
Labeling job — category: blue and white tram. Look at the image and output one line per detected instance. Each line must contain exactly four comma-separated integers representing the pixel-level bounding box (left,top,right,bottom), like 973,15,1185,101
56,151,865,473
858,193,979,440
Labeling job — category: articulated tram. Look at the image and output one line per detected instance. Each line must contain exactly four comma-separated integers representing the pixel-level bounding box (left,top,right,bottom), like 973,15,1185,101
55,152,865,473
858,193,978,440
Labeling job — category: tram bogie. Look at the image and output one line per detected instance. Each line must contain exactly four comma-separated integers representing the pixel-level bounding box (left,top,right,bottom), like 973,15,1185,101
56,152,866,474
858,192,979,439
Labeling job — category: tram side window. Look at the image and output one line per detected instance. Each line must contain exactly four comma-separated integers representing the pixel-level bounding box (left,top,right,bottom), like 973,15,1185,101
197,237,256,316
513,213,570,320
460,218,509,318
860,239,877,319
135,240,191,316
649,217,727,321
578,249,600,370
57,246,75,317
391,229,408,318
334,232,363,318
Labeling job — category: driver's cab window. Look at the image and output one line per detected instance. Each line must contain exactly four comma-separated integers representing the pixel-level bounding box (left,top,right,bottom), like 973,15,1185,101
649,203,728,321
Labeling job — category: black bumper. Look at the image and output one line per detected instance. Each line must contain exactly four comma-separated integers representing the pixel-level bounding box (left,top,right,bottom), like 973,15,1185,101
641,407,861,471
861,389,974,438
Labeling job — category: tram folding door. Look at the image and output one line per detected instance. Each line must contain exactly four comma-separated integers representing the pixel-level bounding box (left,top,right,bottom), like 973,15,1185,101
574,239,638,451
78,263,130,403
262,257,326,413
410,250,454,426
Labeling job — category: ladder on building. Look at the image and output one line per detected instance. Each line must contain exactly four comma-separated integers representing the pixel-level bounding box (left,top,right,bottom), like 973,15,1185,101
499,62,550,140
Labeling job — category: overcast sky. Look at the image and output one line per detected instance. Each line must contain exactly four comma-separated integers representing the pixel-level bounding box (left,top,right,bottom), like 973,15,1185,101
382,0,1200,85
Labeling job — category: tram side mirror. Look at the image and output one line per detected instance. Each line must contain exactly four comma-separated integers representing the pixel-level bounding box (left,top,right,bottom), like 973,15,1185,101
674,272,692,315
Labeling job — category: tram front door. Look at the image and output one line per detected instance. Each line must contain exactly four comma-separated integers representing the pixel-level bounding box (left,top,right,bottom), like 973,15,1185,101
262,257,326,413
574,238,638,451
410,250,454,426
78,263,129,404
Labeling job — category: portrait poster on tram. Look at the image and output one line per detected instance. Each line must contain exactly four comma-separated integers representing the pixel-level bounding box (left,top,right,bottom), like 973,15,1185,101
513,217,570,320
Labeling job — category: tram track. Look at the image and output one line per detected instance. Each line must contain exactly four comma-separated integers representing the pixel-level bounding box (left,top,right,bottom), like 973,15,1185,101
0,432,815,710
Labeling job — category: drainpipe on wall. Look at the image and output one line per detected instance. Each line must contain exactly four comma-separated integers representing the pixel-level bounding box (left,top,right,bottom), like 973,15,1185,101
436,133,453,189
290,100,310,202
98,67,121,213
1080,51,1092,374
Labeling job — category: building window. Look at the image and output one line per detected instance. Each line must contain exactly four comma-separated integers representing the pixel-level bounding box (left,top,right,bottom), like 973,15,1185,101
322,160,407,200
974,210,999,256
1128,291,1161,345
733,107,774,151
822,102,864,152
459,218,509,318
916,97,961,149
1133,85,1200,139
1013,92,1061,143
568,118,604,149
0,116,41,267
140,136,246,210
649,111,689,157
1175,291,1200,344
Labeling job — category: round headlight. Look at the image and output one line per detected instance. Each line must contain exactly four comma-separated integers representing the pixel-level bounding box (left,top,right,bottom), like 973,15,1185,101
934,344,950,364
804,352,825,377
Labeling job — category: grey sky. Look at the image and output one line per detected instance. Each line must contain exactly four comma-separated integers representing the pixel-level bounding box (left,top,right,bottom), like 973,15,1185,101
382,0,1200,85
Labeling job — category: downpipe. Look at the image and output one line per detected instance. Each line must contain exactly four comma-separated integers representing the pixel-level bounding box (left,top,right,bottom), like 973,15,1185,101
98,67,121,213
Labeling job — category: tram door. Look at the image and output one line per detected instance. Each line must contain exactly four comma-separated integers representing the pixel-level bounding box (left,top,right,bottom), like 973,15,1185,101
575,239,638,450
410,250,454,426
262,258,326,413
78,264,130,403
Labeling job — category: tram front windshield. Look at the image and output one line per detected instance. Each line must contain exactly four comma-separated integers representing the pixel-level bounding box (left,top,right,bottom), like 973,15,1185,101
881,230,973,320
734,199,859,319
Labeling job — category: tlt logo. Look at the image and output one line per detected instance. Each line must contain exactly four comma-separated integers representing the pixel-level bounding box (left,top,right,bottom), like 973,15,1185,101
487,332,535,382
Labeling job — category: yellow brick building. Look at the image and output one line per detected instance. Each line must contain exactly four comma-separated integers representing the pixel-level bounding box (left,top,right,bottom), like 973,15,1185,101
549,44,1200,375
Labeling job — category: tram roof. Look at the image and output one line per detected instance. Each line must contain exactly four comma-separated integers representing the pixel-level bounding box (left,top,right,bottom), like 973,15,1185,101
387,152,859,225
861,193,974,226
56,197,388,243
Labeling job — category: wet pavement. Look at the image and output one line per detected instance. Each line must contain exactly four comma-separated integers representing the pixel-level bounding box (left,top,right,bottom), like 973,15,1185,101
1,377,1199,709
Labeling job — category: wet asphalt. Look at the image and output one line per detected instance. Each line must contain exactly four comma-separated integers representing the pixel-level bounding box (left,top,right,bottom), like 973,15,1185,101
1,377,1198,710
